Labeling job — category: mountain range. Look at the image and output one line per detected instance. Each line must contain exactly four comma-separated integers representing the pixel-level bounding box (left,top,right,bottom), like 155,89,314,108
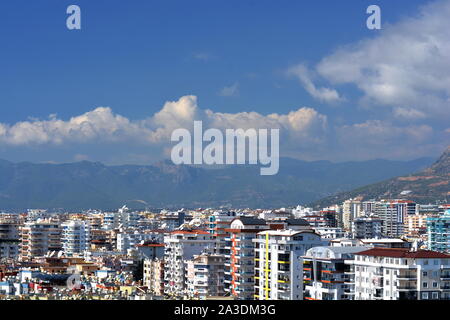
0,156,435,210
310,147,450,208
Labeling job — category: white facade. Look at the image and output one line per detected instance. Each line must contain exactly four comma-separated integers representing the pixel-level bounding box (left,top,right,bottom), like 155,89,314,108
303,246,370,300
163,230,213,297
346,248,450,300
117,231,156,253
61,220,90,256
253,229,325,300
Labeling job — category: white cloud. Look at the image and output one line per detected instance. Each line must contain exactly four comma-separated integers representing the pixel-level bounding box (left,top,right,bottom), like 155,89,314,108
219,82,239,97
0,95,328,152
287,64,343,103
0,95,445,162
0,107,153,146
311,0,450,119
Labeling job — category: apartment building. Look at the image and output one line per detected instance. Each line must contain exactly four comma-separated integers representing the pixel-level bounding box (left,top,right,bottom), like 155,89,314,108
342,199,362,231
303,246,370,300
61,220,90,256
427,210,450,253
254,229,324,300
143,258,165,296
352,215,382,239
405,214,429,237
208,211,235,255
0,219,20,260
20,221,62,261
374,200,417,237
185,253,225,299
224,217,268,300
117,231,157,253
346,247,450,300
163,230,213,297
313,227,345,239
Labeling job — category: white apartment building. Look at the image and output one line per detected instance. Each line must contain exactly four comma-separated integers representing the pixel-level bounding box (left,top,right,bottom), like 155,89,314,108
346,247,450,300
20,220,62,261
253,229,325,300
185,253,225,299
313,227,345,239
116,231,157,253
303,246,370,300
61,220,90,256
163,230,213,297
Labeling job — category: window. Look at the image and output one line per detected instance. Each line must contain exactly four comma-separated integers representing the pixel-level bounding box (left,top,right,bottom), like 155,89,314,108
423,282,428,288
422,292,429,300
433,282,438,288
432,292,439,299
423,271,428,277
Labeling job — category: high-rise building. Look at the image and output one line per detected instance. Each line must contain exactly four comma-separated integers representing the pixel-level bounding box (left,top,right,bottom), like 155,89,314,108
185,253,226,299
0,218,20,260
163,230,213,297
143,258,165,296
20,221,62,261
303,246,370,300
61,220,90,256
374,200,417,237
342,199,362,231
352,215,383,239
427,210,450,253
208,211,235,255
224,217,268,300
254,229,324,300
346,248,450,300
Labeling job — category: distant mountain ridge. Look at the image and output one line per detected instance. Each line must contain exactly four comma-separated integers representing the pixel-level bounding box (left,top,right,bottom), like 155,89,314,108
311,147,450,208
0,156,434,210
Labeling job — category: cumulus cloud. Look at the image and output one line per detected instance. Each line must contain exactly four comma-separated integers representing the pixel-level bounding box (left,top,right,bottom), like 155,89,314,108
0,95,328,152
1,93,447,162
287,64,343,103
298,0,450,119
0,107,153,146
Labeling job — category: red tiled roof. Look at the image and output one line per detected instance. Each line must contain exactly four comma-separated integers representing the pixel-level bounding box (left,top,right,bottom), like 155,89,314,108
355,248,450,259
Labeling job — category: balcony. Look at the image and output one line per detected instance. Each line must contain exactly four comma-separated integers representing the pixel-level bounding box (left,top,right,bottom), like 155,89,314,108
397,285,417,290
397,273,417,280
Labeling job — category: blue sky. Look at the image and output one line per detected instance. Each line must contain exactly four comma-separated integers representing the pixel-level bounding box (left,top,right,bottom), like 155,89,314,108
0,0,448,164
